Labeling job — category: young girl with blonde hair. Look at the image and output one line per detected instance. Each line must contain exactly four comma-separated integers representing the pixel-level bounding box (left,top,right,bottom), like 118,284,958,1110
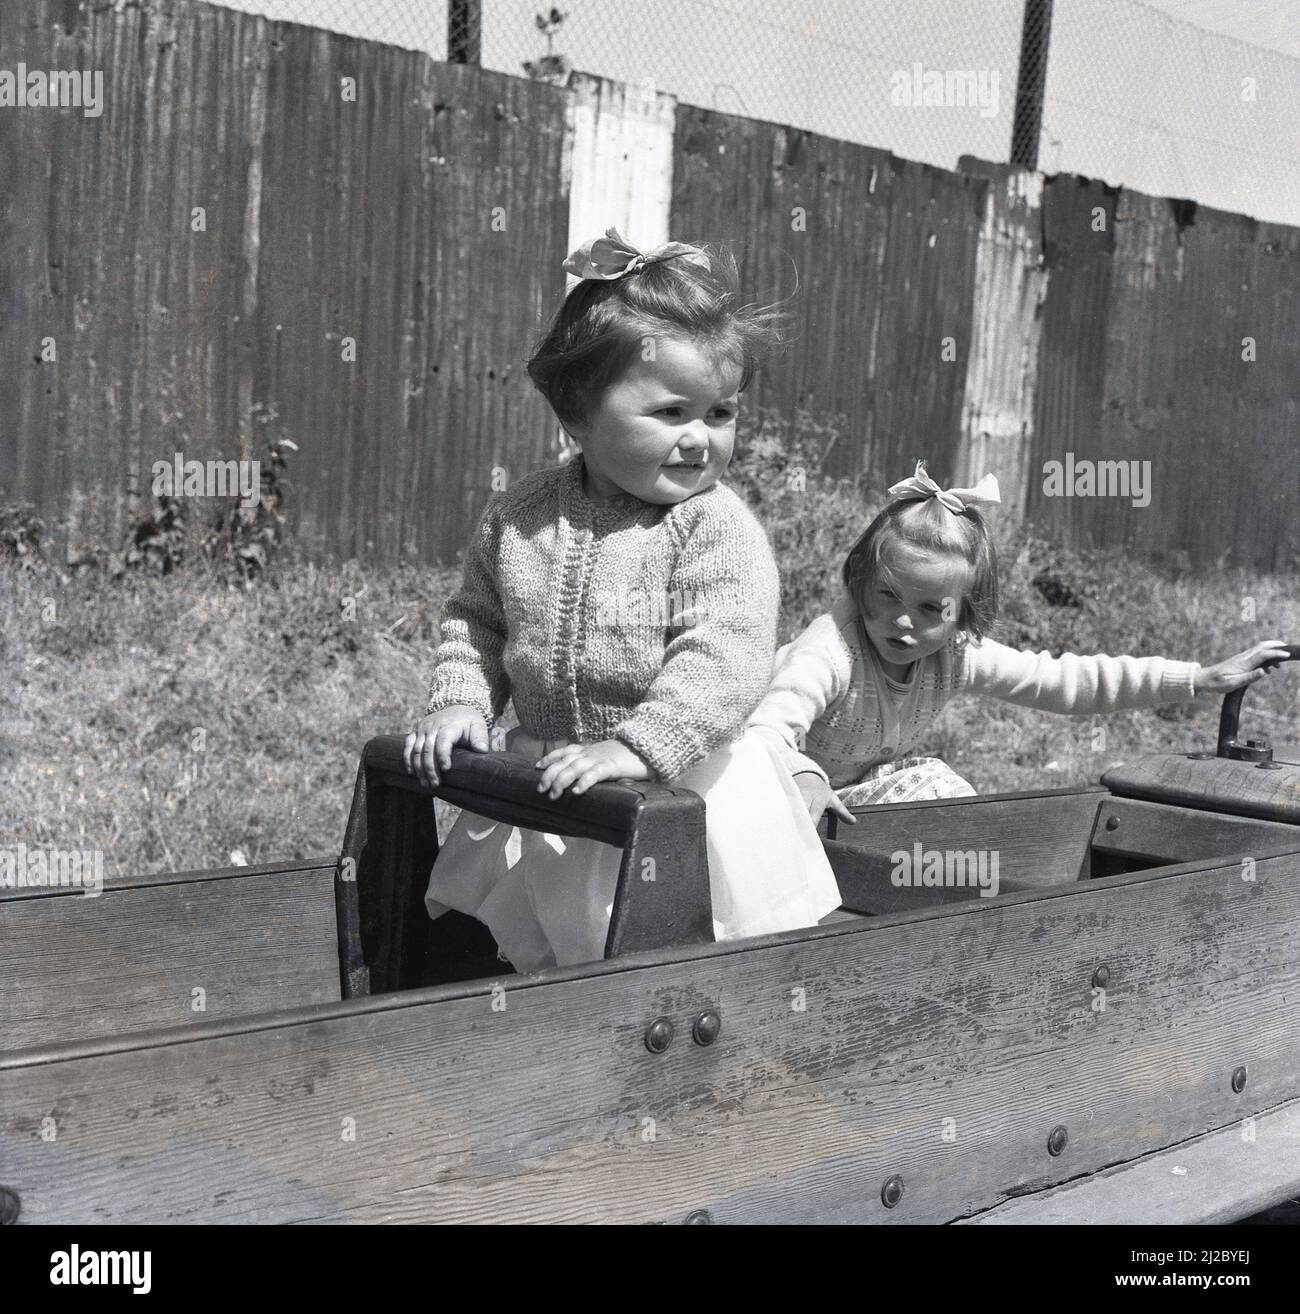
748,461,1289,821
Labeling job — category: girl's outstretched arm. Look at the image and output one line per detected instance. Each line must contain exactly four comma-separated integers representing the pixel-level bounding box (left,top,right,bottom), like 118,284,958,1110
960,636,1288,713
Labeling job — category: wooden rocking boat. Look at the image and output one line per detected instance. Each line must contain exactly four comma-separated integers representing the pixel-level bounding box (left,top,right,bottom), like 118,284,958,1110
2,652,1297,1224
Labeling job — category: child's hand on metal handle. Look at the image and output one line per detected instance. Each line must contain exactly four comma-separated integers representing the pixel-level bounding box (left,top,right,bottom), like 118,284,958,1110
795,772,857,826
405,706,490,788
1194,639,1294,695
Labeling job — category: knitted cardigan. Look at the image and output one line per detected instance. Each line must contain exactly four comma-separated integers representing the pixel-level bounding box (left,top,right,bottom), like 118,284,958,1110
425,455,781,781
747,592,1201,788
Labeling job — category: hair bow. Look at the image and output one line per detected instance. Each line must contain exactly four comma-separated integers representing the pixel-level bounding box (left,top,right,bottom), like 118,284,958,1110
562,226,710,281
887,460,1000,514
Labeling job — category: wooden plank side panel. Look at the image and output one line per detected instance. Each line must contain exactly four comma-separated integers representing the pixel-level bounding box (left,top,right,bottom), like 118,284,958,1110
965,1093,1300,1225
0,865,340,1050
1090,796,1300,864
829,788,1104,887
1104,753,1300,825
4,853,1300,1224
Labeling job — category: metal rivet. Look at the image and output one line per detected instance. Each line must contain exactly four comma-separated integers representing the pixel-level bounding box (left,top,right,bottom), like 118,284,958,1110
1104,815,1120,831
692,1011,721,1046
684,1209,712,1225
1047,1125,1068,1156
881,1175,904,1208
1092,965,1110,989
644,1017,674,1054
1232,1066,1248,1094
1257,761,1283,770
0,1186,20,1226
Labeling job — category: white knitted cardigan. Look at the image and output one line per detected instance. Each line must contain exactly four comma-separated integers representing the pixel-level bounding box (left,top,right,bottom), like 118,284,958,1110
747,592,1201,789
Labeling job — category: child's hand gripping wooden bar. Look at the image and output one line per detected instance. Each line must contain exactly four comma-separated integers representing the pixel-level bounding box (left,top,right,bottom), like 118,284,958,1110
336,736,712,996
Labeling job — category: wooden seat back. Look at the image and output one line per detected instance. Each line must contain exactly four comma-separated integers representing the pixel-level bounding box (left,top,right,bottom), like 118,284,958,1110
336,737,712,996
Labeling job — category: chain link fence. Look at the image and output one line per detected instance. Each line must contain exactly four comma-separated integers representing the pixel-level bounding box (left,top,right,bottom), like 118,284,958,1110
496,0,1020,174
204,0,448,54
1043,0,1300,226
202,0,1300,227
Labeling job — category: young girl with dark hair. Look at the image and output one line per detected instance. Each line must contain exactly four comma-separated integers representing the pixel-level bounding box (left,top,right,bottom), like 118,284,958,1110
406,229,840,970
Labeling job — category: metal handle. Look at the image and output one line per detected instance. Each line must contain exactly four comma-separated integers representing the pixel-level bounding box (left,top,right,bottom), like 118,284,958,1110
1216,644,1300,761
336,737,712,994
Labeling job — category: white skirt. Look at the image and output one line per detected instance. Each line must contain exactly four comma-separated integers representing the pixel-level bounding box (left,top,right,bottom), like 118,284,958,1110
425,727,842,973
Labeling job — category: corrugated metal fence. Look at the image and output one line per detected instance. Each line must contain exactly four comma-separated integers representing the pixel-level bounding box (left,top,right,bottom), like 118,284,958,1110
2,0,1296,570
1,0,570,566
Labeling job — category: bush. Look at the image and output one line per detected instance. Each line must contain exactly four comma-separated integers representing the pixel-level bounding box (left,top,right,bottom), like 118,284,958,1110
114,495,188,576
202,438,298,581
47,438,300,583
0,501,45,565
730,408,878,637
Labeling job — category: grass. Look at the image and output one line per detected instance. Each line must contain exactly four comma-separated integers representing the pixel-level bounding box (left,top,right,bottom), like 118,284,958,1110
1,555,459,871
2,415,1296,879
